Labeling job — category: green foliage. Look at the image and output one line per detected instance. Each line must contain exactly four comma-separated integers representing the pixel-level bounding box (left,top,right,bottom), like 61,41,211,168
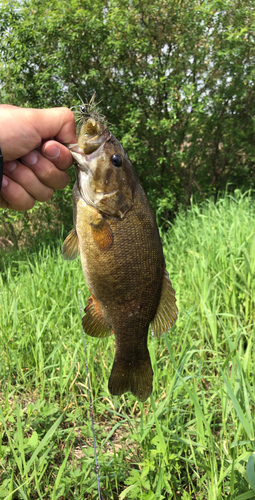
0,0,254,234
1,192,255,498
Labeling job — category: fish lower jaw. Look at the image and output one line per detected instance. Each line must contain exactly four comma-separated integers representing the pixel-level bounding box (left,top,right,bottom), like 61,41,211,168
71,151,90,173
66,143,79,149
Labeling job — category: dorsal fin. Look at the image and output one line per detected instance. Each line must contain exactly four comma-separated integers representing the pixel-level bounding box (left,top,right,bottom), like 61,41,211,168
62,228,80,261
150,267,178,338
82,295,112,338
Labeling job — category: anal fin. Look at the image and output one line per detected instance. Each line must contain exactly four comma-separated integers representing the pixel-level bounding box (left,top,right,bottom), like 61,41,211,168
151,267,178,338
82,295,112,338
62,228,79,260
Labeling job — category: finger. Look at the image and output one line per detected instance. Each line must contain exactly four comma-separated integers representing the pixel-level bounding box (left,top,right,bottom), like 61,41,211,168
20,150,70,190
32,107,77,144
0,106,77,161
0,175,36,211
3,160,54,202
41,140,74,171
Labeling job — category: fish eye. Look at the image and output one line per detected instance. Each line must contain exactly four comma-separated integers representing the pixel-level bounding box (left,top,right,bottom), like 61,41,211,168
111,154,122,167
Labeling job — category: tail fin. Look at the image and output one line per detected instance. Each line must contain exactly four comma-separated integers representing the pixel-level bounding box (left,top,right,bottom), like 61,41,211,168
108,359,153,402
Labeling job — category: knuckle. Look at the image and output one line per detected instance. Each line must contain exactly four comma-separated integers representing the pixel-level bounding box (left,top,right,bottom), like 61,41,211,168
24,198,36,211
62,107,75,121
51,173,69,190
38,188,54,202
39,163,55,183
57,173,69,189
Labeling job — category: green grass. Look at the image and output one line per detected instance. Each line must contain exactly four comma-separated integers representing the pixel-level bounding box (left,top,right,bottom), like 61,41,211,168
1,190,255,499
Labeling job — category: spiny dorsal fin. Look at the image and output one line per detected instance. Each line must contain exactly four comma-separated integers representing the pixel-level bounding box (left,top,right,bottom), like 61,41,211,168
62,228,80,260
82,295,112,338
150,267,178,338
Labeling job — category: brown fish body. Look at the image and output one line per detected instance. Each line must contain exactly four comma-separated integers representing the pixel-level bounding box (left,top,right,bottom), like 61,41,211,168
63,117,178,401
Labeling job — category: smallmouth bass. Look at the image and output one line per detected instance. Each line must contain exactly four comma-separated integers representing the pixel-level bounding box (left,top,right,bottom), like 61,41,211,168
63,113,178,401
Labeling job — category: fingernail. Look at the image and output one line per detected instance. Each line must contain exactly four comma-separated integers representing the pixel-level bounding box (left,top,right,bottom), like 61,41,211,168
2,176,8,188
4,161,17,172
22,151,38,166
43,144,60,159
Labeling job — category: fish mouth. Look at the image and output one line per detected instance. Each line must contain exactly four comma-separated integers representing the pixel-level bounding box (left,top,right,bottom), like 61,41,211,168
67,126,110,173
67,145,90,173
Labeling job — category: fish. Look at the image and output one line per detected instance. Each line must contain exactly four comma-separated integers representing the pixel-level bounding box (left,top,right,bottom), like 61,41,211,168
62,111,178,401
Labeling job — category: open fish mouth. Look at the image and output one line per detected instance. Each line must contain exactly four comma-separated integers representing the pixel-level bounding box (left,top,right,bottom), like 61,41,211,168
67,117,110,173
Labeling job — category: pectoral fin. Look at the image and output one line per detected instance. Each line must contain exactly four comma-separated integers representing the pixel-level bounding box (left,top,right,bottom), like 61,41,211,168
82,295,112,338
151,268,178,338
90,217,113,251
62,228,80,260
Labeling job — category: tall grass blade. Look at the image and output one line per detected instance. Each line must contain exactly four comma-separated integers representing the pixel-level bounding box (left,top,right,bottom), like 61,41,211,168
52,443,72,500
78,289,102,500
220,369,253,439
24,413,64,474
150,394,168,464
246,454,255,492
234,493,255,500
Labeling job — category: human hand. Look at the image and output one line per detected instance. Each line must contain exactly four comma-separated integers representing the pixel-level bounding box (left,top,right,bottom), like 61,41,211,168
0,105,77,210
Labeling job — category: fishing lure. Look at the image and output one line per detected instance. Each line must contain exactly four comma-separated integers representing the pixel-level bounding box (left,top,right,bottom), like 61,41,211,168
71,93,107,132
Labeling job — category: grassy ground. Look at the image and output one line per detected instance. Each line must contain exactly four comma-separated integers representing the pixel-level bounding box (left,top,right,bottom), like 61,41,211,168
1,191,255,499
